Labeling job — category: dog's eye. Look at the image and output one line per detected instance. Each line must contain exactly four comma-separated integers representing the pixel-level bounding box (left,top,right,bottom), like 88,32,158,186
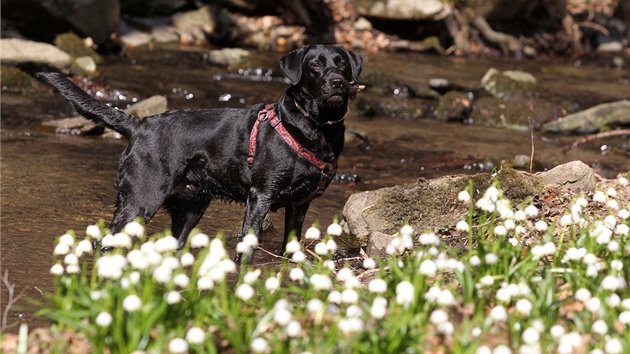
339,62,347,69
311,61,321,69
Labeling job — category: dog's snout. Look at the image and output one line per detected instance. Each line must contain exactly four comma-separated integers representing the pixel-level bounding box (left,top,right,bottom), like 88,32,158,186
330,78,343,88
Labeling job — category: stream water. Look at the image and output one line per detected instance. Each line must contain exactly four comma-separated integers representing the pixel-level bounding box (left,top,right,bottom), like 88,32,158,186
1,45,629,330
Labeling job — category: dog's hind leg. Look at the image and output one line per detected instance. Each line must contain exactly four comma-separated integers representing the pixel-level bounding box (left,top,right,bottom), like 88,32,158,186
164,195,212,250
282,202,310,253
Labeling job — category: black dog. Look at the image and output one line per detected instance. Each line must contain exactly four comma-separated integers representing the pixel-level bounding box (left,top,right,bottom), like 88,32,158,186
38,44,363,262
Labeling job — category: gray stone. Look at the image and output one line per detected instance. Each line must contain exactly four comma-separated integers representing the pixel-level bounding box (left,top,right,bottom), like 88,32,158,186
366,231,396,258
0,38,72,70
542,100,630,134
480,68,537,99
208,48,251,66
357,0,451,20
538,161,596,193
72,56,97,76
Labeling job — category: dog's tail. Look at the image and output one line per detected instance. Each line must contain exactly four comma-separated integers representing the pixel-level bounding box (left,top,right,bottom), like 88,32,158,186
37,72,138,138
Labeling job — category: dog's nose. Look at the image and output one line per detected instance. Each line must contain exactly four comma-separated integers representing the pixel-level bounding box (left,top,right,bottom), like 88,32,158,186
330,78,343,88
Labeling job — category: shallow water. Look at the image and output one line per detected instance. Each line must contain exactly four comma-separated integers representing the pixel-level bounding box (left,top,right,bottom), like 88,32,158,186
1,46,629,330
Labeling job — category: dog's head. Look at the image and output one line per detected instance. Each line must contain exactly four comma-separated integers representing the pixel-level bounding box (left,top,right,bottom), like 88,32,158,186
280,44,363,124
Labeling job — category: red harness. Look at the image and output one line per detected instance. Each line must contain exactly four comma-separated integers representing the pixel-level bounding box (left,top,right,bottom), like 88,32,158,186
248,104,337,197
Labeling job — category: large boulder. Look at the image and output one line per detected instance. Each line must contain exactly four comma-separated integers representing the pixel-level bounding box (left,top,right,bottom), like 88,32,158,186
542,100,630,134
0,39,72,70
341,161,596,257
2,0,119,46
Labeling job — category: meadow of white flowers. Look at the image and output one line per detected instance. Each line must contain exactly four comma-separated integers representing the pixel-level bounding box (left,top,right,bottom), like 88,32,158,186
38,176,629,353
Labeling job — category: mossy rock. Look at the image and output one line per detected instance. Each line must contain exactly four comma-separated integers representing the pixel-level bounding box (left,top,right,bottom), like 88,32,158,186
480,68,536,99
469,96,565,129
54,32,103,64
435,90,472,121
0,65,48,96
342,168,543,243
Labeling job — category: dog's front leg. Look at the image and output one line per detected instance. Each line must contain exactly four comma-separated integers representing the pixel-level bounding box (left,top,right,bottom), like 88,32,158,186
282,203,310,254
234,192,271,264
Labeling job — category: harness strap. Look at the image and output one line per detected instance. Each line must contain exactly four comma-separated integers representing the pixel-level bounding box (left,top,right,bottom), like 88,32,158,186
248,104,337,196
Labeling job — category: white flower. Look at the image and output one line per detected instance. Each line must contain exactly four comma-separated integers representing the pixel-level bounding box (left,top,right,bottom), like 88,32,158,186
180,252,195,267
575,288,592,302
289,267,304,281
63,253,79,266
602,275,619,291
607,187,617,197
591,320,608,335
326,239,338,253
243,269,261,285
607,294,621,308
346,305,363,318
418,232,439,246
186,327,205,344
586,297,601,313
609,240,621,252
515,299,533,316
524,205,539,218
338,317,365,334
291,251,306,263
285,240,301,254
363,257,376,269
504,219,515,230
424,286,442,303
604,215,617,228
236,283,255,301
264,276,280,293
59,233,75,246
618,311,630,324
66,264,80,274
305,226,321,240
437,289,455,306
593,191,607,203
430,309,449,324
86,225,102,240
174,273,190,288
437,322,454,336
165,291,182,304
123,221,144,238
607,200,620,210
314,242,328,255
560,214,573,226
395,281,415,306
168,338,188,353
605,337,623,354
471,327,482,338
456,220,470,232
458,190,470,203
619,209,630,220
534,220,548,232
286,320,302,337
310,274,333,291
155,236,178,253
190,233,210,248
328,291,342,305
470,255,481,266
616,224,629,236
611,259,624,271
522,327,540,345
307,298,324,313
95,311,112,327
274,308,293,327
323,259,335,271
327,223,343,236
341,289,359,304
371,296,388,319
495,288,512,303
53,242,70,256
251,337,268,353
50,263,64,276
123,295,142,312
479,275,494,287
550,325,565,339
197,277,214,290
514,210,526,221
75,239,93,257
476,346,492,354
153,265,173,284
400,224,414,236
219,259,236,273
619,177,629,186
419,260,437,276
494,225,507,236
493,345,512,354
484,253,498,264
489,305,507,322
368,278,387,294
508,238,518,247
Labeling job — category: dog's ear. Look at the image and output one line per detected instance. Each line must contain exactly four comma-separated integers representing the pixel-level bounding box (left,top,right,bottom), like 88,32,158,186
346,50,363,83
279,45,310,85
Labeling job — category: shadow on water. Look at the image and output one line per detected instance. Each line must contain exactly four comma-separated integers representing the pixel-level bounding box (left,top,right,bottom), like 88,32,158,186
1,45,629,330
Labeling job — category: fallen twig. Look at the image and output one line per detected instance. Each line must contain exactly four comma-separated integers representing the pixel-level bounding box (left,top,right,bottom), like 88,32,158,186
563,129,630,154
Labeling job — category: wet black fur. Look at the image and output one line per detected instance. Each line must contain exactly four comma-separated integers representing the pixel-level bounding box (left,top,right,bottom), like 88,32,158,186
37,44,363,262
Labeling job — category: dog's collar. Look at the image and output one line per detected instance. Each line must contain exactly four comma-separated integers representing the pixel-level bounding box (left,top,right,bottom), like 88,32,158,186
294,99,349,125
248,104,337,197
